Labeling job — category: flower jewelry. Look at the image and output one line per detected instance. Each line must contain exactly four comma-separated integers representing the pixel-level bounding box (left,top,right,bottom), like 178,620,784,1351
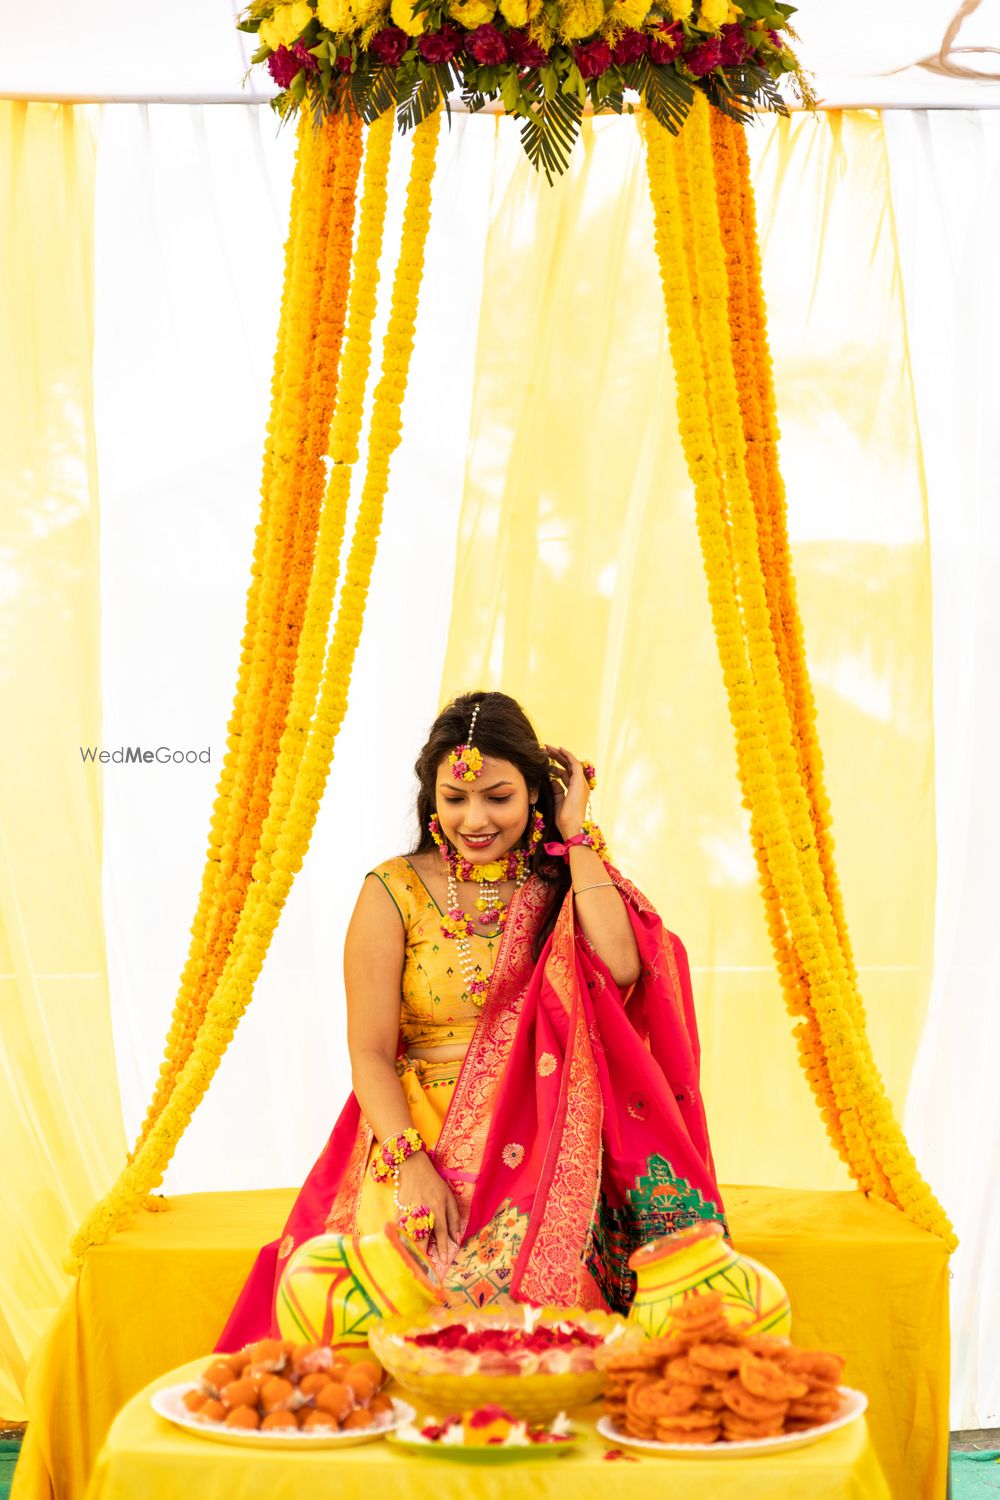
450,701,483,782
396,1201,434,1242
431,810,544,1000
370,1126,425,1183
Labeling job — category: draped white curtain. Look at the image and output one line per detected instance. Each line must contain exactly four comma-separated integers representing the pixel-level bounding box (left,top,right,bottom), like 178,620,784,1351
886,111,1000,1432
79,103,998,1423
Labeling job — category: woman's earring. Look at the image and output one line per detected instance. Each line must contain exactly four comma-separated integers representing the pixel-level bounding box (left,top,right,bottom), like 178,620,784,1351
528,807,544,851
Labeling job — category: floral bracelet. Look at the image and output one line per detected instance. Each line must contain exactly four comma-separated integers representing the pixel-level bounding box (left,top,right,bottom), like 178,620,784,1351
370,1126,425,1184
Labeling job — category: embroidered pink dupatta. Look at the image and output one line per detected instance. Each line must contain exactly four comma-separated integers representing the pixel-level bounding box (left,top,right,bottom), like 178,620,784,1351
217,867,724,1348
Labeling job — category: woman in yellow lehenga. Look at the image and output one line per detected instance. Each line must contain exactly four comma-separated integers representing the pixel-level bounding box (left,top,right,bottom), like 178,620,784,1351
219,690,724,1340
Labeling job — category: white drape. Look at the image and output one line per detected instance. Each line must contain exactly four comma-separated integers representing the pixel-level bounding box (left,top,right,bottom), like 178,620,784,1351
87,105,1000,1424
885,110,1000,1432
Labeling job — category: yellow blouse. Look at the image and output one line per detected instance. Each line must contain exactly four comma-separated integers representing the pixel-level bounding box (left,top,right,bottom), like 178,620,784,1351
366,855,501,1050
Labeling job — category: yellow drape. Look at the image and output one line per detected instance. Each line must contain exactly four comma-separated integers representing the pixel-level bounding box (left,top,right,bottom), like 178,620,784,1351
0,102,126,1419
439,110,934,1193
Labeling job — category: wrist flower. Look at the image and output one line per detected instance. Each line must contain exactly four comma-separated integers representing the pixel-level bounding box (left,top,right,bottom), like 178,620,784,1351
370,1126,425,1183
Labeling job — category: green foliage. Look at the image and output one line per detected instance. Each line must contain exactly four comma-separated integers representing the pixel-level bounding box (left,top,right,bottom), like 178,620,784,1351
519,74,584,184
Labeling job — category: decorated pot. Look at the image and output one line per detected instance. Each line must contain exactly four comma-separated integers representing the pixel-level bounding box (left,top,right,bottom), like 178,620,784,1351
627,1220,791,1339
276,1223,443,1357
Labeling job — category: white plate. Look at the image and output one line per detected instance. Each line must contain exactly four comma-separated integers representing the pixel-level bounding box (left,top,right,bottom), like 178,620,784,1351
597,1386,868,1459
151,1383,415,1450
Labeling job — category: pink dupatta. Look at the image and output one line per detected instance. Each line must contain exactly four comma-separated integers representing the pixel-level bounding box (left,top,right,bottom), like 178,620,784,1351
216,866,724,1347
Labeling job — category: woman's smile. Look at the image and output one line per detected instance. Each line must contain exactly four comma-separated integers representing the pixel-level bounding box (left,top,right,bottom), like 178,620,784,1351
460,832,498,849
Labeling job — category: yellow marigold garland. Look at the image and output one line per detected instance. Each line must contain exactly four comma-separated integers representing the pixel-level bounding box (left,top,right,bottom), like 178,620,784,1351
644,100,955,1246
134,115,363,1153
719,114,861,1003
67,111,441,1269
677,99,898,1202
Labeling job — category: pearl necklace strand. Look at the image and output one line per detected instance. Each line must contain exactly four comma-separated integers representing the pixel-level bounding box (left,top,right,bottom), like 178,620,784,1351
446,867,525,1005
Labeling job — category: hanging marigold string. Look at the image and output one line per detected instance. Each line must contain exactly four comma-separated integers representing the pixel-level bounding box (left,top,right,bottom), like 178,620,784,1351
133,113,363,1155
643,98,955,1248
67,110,442,1270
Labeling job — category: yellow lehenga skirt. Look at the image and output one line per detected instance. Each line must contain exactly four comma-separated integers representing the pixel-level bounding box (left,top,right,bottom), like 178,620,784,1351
356,1057,461,1233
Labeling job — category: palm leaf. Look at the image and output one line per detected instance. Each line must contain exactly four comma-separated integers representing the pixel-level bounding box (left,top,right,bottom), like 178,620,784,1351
519,86,584,183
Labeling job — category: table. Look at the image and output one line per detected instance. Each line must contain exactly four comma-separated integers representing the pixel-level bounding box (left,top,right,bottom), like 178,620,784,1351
13,1185,949,1500
85,1359,892,1500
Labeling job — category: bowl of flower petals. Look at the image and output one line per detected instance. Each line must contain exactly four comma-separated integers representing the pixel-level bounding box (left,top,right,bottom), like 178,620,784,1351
388,1404,578,1463
368,1305,629,1422
151,1338,413,1449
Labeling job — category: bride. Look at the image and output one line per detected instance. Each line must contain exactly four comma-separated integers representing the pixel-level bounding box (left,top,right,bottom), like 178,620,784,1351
219,690,724,1344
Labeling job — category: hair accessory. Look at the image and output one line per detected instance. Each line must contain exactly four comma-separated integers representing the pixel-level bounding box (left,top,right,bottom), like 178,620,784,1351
582,761,597,791
449,701,484,782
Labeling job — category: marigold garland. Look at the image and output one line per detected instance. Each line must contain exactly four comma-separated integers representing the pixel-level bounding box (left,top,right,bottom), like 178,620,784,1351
643,99,955,1248
67,112,441,1270
133,114,363,1155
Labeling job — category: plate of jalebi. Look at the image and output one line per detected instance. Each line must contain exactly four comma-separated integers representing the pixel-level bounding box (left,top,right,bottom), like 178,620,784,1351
596,1288,867,1458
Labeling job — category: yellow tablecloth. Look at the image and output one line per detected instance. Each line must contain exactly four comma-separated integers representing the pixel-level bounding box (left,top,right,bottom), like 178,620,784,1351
12,1185,949,1500
85,1359,891,1500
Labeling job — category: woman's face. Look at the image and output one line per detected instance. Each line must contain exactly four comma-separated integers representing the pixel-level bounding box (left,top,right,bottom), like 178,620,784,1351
435,754,534,865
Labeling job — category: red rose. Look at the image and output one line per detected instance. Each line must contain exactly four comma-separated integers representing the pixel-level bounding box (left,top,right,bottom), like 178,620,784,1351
647,20,683,64
612,28,648,65
685,35,723,74
291,38,321,73
418,22,463,61
719,22,749,65
370,24,409,63
575,37,612,78
467,23,509,64
507,28,548,66
267,46,301,89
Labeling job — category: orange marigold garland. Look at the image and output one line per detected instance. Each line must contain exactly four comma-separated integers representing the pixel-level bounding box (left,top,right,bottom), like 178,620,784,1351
644,99,955,1247
133,115,363,1156
67,112,442,1269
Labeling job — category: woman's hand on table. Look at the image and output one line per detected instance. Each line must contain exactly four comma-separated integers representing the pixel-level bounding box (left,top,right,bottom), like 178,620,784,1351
397,1151,461,1260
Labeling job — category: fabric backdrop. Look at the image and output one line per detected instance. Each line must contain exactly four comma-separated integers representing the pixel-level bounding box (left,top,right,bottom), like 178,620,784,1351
0,101,995,1427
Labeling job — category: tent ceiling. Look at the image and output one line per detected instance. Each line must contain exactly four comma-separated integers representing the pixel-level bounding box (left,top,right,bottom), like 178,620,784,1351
3,0,1000,106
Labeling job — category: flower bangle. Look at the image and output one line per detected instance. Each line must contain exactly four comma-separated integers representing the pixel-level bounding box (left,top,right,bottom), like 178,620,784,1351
370,1126,425,1184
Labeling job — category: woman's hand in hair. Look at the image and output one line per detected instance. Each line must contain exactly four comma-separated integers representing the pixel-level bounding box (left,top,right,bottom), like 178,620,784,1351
546,744,590,839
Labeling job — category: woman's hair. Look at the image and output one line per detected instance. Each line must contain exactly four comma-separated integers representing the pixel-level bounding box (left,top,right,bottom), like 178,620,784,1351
409,690,570,956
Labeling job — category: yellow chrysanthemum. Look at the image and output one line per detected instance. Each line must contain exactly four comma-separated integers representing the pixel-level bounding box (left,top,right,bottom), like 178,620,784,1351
391,0,426,33
559,0,604,39
695,0,727,28
726,2,742,16
448,0,496,25
604,0,650,30
317,0,355,30
259,0,313,48
666,0,692,18
499,0,541,25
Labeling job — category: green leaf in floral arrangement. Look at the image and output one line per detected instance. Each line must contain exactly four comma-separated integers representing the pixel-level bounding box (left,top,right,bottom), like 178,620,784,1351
250,41,271,63
290,69,309,102
519,81,584,182
499,70,522,113
539,62,559,99
635,59,694,135
397,64,454,132
461,88,489,112
362,65,400,122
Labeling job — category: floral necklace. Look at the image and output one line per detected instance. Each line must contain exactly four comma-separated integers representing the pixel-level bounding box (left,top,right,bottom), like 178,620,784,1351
429,811,543,1005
